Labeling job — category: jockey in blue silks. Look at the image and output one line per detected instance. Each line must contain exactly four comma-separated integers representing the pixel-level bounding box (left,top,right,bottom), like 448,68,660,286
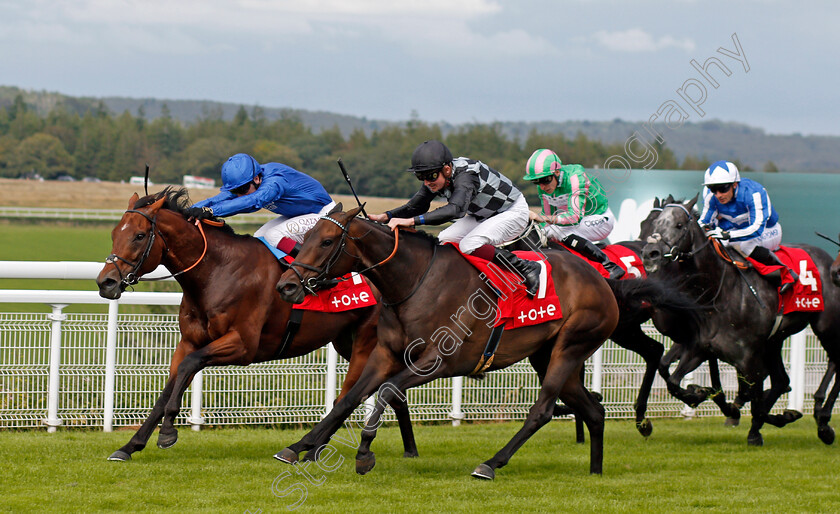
698,159,797,292
187,153,335,256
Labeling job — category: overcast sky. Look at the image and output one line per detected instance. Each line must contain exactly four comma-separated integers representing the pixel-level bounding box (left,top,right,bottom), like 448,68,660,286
3,0,838,136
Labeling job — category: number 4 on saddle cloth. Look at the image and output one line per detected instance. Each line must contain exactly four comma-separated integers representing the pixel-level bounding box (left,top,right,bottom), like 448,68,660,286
734,244,824,315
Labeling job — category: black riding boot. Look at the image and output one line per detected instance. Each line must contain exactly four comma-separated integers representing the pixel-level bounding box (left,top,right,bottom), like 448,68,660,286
749,246,798,294
493,248,541,297
562,234,625,280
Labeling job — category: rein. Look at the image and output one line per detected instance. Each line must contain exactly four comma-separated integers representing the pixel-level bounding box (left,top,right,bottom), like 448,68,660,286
289,215,402,296
105,209,216,289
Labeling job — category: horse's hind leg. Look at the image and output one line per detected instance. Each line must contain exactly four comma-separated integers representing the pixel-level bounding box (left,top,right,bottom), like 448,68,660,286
763,351,802,428
660,345,714,408
611,324,664,437
707,359,741,426
108,342,189,461
557,368,606,475
814,362,838,445
475,344,601,480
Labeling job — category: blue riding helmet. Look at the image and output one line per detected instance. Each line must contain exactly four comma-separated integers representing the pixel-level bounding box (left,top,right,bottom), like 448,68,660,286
220,153,262,191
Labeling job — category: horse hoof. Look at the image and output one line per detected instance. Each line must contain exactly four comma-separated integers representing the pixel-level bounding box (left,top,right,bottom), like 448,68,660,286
636,419,653,438
157,430,178,449
107,450,131,461
355,452,376,475
274,448,299,464
783,409,803,423
747,433,764,446
471,463,495,480
724,416,740,427
403,450,419,458
817,425,835,445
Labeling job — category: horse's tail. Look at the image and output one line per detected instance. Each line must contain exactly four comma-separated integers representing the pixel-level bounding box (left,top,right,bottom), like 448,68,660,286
606,276,704,329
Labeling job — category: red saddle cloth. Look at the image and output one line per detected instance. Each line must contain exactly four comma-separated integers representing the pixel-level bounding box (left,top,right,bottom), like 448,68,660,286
453,245,563,329
558,243,646,280
746,246,824,314
282,257,377,312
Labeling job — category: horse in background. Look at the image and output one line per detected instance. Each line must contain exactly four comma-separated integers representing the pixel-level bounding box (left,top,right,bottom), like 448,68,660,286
642,196,840,445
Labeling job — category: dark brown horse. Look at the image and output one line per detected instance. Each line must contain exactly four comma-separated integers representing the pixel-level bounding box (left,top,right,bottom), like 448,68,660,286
642,197,840,445
272,205,690,479
95,188,418,461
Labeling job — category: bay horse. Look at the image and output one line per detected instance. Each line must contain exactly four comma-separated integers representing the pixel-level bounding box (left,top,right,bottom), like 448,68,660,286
274,204,690,480
95,188,419,461
642,196,840,445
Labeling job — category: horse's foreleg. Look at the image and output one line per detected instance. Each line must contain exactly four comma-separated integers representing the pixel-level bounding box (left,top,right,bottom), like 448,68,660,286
353,352,446,475
746,376,768,446
108,342,189,461
279,344,398,464
707,359,740,425
661,346,714,408
157,333,249,450
611,325,664,437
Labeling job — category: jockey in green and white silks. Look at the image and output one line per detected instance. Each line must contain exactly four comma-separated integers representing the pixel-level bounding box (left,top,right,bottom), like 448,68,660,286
523,149,624,279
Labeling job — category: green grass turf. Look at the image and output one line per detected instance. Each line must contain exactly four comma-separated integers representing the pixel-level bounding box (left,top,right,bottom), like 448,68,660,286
2,417,838,512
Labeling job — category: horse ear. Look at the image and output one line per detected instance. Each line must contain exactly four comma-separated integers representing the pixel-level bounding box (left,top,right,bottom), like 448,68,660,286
653,197,660,209
345,203,366,219
148,196,166,215
128,193,139,209
686,193,699,212
329,203,343,216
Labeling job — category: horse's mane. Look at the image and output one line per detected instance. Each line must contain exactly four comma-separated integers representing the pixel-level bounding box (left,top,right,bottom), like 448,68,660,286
364,217,440,245
133,186,239,237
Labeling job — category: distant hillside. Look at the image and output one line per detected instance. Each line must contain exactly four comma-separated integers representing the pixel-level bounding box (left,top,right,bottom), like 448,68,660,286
2,85,838,172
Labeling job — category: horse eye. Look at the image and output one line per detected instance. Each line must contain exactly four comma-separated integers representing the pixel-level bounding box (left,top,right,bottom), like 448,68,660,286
135,233,146,241
320,239,333,248
676,223,683,229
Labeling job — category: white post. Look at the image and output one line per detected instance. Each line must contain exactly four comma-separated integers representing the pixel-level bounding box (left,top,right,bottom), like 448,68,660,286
680,369,696,419
324,343,338,417
44,304,67,433
591,347,603,394
189,371,204,431
788,330,806,412
103,300,119,432
450,376,464,427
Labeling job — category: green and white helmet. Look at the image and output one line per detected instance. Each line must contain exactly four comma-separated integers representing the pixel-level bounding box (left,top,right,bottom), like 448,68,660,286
523,149,562,181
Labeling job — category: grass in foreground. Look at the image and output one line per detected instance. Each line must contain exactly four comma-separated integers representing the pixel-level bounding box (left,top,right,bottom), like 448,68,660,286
1,417,838,513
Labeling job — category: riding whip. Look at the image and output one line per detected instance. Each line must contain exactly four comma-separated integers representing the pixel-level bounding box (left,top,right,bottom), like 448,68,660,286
337,158,368,218
143,163,150,196
815,231,840,247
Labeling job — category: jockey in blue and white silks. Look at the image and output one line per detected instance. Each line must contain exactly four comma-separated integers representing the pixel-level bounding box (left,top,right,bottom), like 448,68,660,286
698,160,796,290
191,153,335,252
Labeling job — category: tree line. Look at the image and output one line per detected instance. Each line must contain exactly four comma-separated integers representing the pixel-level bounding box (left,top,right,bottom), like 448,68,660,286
0,93,751,203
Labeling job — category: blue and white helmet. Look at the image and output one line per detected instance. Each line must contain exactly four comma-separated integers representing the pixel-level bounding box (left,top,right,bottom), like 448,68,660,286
221,153,261,191
703,160,740,186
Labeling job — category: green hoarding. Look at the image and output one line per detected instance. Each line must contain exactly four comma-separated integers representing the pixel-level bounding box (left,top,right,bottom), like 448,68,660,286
587,168,839,255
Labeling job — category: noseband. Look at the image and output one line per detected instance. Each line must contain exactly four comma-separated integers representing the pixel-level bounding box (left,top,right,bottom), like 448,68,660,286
105,208,211,290
646,204,709,261
288,214,407,297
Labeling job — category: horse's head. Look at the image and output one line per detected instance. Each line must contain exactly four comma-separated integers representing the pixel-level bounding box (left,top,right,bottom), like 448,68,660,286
96,192,168,299
276,203,365,303
831,232,840,288
641,194,699,273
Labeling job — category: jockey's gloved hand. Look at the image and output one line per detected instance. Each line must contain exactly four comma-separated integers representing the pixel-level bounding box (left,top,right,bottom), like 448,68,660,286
707,227,730,240
699,223,711,232
185,206,214,220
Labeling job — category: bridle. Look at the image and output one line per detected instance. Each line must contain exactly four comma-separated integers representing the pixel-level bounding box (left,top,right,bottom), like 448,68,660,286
646,204,710,262
288,214,436,305
105,208,212,290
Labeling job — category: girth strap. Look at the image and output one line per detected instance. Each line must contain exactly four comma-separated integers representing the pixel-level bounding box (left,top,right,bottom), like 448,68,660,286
470,323,506,376
274,309,305,360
